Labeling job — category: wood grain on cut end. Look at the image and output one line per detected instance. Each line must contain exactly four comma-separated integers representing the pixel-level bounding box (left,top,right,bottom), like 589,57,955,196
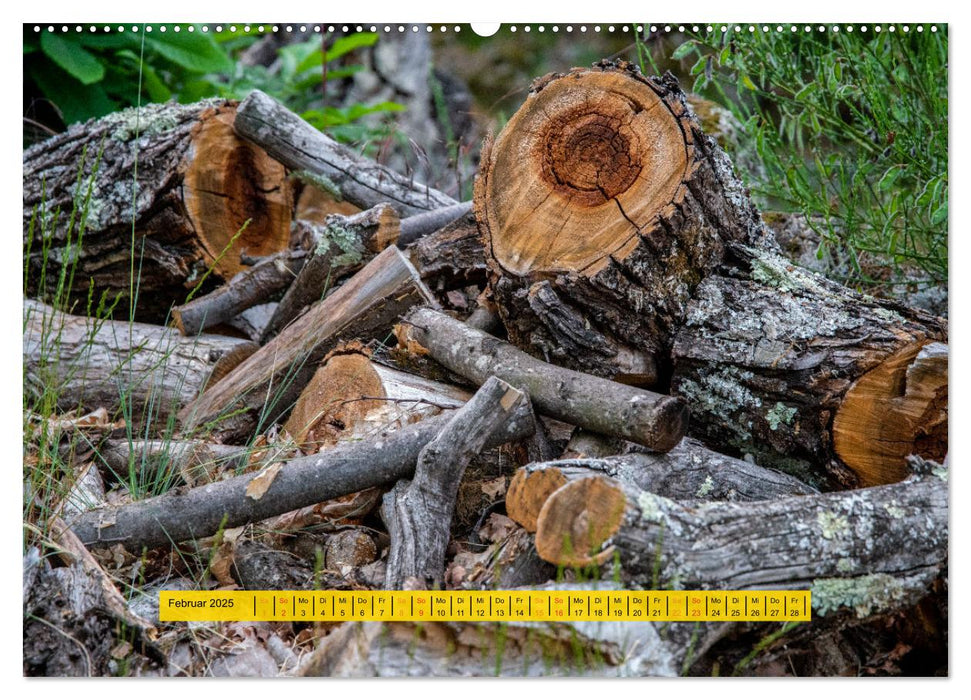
478,68,690,276
506,466,568,532
534,476,628,567
284,353,386,450
833,342,948,486
183,106,293,278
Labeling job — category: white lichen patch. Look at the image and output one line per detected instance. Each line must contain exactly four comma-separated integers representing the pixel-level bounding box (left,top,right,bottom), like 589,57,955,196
884,502,906,519
766,402,797,431
817,511,849,539
677,366,760,441
836,558,855,574
102,100,215,142
811,573,911,618
695,474,715,499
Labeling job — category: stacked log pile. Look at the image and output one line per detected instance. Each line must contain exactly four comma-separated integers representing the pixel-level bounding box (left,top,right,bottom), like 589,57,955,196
23,61,947,676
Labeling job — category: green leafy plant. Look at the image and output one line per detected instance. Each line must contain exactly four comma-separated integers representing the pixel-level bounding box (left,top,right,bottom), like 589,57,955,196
667,26,947,292
24,25,233,126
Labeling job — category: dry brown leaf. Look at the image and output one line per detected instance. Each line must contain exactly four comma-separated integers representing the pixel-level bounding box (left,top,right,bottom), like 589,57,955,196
478,513,517,543
246,462,284,500
480,476,507,501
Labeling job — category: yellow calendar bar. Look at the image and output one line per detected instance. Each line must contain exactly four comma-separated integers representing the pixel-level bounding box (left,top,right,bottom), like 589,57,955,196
159,590,810,622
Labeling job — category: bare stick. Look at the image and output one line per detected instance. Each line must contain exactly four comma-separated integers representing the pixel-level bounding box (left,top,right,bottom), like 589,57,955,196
398,307,687,451
68,401,535,551
234,90,456,215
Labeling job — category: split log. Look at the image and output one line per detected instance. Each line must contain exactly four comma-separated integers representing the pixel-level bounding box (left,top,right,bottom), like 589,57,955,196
172,250,305,336
178,246,438,442
475,62,773,380
69,395,535,550
24,99,292,320
261,205,401,341
382,377,528,588
283,348,470,452
397,307,688,451
234,90,456,216
23,300,257,419
671,245,948,488
507,437,817,532
533,463,947,601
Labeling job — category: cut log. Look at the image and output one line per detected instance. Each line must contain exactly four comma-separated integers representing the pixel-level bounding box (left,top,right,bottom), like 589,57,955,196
382,377,528,588
261,205,401,342
23,300,257,420
24,100,292,320
533,463,947,600
178,246,438,442
69,396,535,551
396,307,687,451
671,245,948,488
172,250,305,336
234,90,456,216
283,348,470,452
475,62,773,380
506,437,817,532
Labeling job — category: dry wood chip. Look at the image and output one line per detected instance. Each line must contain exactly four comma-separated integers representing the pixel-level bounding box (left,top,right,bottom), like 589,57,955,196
246,462,284,500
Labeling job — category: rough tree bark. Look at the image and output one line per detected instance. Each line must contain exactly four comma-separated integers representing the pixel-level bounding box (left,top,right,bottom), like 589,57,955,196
23,300,257,419
24,99,293,320
261,205,401,341
475,61,774,381
670,245,948,488
178,246,438,442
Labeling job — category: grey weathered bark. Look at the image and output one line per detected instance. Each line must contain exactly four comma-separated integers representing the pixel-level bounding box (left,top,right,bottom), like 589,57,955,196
671,244,948,489
398,201,472,247
397,307,687,451
234,90,456,216
533,464,947,601
69,398,535,551
382,377,528,588
507,437,818,532
23,300,257,420
178,246,438,442
172,250,305,336
476,63,775,381
24,99,293,321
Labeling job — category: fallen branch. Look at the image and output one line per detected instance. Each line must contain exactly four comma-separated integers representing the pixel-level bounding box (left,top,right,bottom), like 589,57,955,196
533,464,948,606
69,399,535,550
172,250,305,336
234,90,456,216
507,437,818,532
382,377,528,588
397,307,687,451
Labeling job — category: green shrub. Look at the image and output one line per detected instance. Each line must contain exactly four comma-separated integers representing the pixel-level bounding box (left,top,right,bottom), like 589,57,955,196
668,25,947,292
